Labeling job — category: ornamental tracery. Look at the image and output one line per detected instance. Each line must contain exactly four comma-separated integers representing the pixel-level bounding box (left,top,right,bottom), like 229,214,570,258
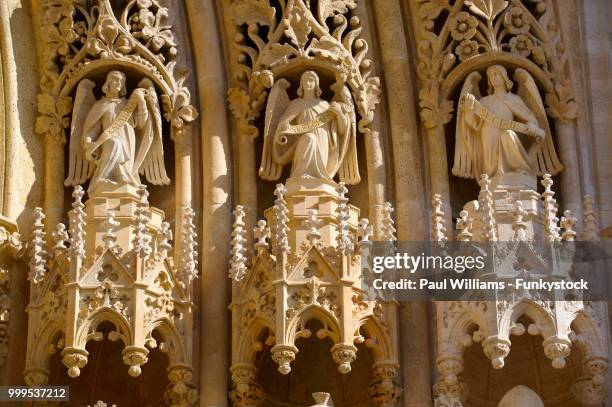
226,1,399,405
430,177,610,406
26,1,198,405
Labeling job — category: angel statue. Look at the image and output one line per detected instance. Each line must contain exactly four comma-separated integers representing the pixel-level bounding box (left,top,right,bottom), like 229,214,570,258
65,70,170,193
259,70,360,185
452,65,562,181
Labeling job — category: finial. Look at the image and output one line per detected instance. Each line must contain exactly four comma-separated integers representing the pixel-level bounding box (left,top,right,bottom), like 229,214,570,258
560,210,577,241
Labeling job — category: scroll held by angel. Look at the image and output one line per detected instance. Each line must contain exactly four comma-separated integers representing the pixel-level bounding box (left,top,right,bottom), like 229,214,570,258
452,65,562,182
259,70,360,185
65,70,169,194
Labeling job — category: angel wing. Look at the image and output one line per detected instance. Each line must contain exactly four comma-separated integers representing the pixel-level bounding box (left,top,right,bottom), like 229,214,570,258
514,68,563,176
65,79,96,186
259,79,291,181
135,79,170,185
452,71,482,179
335,85,360,185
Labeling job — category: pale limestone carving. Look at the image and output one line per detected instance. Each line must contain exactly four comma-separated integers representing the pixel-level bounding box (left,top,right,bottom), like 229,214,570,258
65,72,168,193
229,181,399,405
227,0,380,140
36,0,196,142
259,71,359,184
453,65,561,180
0,218,23,374
24,184,197,405
413,0,576,130
433,174,610,406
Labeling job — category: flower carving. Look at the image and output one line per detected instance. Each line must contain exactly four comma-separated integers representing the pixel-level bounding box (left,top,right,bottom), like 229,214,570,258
503,7,531,35
130,2,177,58
449,12,478,41
509,34,533,57
455,39,479,61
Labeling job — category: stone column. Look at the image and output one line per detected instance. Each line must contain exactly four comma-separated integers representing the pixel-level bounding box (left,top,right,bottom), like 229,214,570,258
424,125,453,234
371,1,432,406
353,1,388,234
185,0,232,405
555,119,583,221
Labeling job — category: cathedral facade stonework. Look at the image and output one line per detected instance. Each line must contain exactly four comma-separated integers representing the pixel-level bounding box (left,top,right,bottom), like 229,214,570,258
0,0,610,406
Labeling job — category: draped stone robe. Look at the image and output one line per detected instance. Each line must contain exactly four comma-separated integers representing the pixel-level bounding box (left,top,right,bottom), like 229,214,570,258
464,92,539,177
82,96,148,188
272,95,352,182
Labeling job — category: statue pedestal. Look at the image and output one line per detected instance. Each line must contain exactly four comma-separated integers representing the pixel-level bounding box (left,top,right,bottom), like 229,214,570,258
83,183,165,261
462,173,543,241
266,177,359,251
490,174,541,241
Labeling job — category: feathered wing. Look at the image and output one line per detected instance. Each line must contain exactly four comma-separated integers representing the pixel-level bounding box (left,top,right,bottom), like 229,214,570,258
259,79,290,181
65,79,96,186
337,87,360,185
514,68,563,176
452,71,482,179
137,83,170,185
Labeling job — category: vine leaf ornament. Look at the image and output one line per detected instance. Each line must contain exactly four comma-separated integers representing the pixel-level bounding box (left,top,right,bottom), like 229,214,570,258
228,0,381,143
318,0,357,21
464,0,507,21
545,81,578,122
36,0,198,154
418,0,450,20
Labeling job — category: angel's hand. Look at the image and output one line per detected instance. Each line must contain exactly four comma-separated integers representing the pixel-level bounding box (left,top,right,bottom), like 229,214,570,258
528,122,545,142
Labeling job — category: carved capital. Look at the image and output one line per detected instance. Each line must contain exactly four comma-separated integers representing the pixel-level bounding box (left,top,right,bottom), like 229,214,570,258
271,344,297,375
122,346,148,377
165,365,198,407
331,343,357,374
543,337,572,369
368,363,402,407
24,367,49,386
482,337,510,369
61,347,89,378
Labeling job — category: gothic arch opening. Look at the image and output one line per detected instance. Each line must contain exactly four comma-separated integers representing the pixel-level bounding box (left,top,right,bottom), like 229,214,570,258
47,322,170,406
256,319,374,406
462,317,581,407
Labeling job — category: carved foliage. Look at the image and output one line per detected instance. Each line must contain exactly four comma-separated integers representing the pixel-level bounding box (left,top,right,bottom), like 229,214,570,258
228,0,380,137
414,0,576,127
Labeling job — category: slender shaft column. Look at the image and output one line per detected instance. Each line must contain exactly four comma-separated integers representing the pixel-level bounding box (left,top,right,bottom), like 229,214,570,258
44,137,65,238
425,125,452,234
555,119,583,220
353,1,387,234
371,1,432,406
186,1,232,405
237,133,257,249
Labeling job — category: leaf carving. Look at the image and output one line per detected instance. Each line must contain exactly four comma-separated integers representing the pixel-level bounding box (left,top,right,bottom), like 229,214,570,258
230,0,276,27
418,0,450,20
464,0,508,21
284,7,311,50
318,0,357,22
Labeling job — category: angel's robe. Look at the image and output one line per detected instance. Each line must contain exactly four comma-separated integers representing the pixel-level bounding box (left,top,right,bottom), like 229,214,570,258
83,96,148,189
272,95,351,182
463,91,539,178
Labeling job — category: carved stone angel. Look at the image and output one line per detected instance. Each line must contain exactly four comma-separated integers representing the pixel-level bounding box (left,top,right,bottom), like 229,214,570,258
452,65,562,181
65,70,169,193
259,71,360,185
